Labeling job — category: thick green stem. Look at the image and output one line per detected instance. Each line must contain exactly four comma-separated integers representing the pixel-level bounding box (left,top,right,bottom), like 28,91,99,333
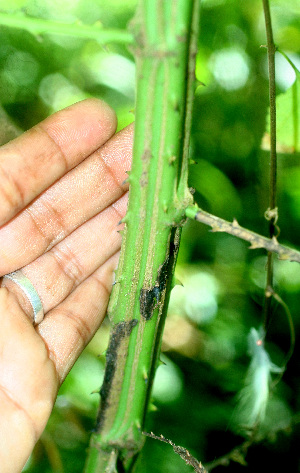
84,1,199,471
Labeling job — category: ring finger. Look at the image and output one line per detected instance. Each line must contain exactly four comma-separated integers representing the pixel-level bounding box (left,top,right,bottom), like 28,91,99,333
1,191,127,321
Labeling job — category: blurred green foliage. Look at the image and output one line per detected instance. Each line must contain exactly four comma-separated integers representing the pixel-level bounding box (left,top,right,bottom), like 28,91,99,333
0,0,299,471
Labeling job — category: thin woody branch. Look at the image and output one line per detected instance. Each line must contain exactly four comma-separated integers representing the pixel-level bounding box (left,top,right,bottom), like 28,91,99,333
143,432,208,473
186,206,300,264
205,438,252,471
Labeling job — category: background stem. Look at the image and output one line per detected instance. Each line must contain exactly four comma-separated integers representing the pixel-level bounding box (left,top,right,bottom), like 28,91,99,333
262,0,277,329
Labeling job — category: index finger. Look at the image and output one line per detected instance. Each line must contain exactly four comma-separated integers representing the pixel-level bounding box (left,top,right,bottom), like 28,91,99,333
0,99,117,226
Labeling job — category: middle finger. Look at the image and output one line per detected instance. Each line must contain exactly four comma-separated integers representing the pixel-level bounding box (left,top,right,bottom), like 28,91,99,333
0,124,133,276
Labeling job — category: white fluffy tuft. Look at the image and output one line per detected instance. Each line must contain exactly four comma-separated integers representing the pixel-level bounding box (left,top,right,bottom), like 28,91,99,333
235,327,283,430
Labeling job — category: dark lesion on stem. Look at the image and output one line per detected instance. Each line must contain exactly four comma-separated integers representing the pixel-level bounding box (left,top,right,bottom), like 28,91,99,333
139,233,180,321
139,250,171,320
96,319,138,431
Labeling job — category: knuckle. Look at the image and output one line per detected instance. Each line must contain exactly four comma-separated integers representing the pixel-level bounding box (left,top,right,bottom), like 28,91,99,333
51,243,85,289
26,201,67,251
0,161,25,216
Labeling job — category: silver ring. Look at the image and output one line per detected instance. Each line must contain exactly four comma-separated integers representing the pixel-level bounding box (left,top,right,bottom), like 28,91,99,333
2,270,44,324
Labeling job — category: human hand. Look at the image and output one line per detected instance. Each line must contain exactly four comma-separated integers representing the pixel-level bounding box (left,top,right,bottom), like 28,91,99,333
0,99,133,473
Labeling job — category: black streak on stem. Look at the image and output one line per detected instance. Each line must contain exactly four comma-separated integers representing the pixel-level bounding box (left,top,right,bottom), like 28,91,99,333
96,319,138,431
139,239,176,320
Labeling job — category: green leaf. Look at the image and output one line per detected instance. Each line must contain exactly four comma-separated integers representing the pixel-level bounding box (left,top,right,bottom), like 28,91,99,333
266,66,300,153
277,74,299,152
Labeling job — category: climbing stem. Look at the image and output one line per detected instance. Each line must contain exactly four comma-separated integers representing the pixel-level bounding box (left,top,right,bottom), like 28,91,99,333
262,0,277,329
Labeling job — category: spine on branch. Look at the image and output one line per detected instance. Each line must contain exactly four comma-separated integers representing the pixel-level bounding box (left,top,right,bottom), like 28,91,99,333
186,205,300,264
84,1,200,471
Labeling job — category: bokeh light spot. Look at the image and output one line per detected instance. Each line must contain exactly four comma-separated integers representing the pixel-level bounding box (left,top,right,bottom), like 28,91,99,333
209,47,250,90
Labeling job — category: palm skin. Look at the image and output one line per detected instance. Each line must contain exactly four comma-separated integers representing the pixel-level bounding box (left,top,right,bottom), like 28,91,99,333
0,99,133,473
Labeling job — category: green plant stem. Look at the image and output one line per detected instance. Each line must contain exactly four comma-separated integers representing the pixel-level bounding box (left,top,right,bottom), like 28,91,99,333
262,0,277,213
0,12,133,44
262,0,277,329
84,1,200,471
